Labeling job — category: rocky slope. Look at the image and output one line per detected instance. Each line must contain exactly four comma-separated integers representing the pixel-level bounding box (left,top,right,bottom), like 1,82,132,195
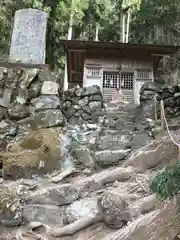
0,97,179,240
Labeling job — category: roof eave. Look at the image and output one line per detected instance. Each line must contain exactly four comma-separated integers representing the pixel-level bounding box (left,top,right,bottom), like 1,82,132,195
59,39,180,56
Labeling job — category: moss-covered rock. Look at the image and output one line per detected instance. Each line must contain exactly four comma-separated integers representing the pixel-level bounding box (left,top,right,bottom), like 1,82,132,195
2,128,61,180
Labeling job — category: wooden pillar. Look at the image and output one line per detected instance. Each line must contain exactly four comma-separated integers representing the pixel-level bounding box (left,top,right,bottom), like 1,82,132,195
160,100,165,131
63,54,68,91
153,96,158,121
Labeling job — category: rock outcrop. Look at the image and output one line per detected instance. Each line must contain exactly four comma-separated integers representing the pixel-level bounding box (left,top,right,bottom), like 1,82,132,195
0,67,105,152
98,191,130,229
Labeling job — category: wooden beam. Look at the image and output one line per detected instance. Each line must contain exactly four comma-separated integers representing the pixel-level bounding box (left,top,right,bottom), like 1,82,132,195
68,49,85,52
67,50,71,83
86,51,152,61
0,61,49,69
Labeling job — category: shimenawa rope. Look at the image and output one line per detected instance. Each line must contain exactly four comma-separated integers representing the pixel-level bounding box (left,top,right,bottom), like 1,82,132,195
160,99,180,147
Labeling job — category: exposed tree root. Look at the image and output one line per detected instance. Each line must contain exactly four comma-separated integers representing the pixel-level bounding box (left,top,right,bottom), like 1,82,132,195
50,167,77,183
102,210,160,240
49,215,102,237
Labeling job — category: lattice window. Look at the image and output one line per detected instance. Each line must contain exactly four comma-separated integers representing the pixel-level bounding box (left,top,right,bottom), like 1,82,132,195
136,70,151,80
120,72,133,90
103,71,118,88
86,67,101,78
103,71,134,89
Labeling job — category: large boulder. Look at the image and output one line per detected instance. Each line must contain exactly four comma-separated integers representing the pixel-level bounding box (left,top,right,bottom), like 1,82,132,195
3,128,62,180
98,191,130,229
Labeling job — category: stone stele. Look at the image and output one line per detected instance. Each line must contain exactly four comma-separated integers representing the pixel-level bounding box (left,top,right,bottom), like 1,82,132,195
9,9,47,64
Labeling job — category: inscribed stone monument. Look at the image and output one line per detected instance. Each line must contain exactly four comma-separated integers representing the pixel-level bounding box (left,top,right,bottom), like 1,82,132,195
9,9,47,64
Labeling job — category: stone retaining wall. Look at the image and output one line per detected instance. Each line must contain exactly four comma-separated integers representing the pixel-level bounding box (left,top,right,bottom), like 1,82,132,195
61,86,105,125
140,81,180,118
0,67,105,150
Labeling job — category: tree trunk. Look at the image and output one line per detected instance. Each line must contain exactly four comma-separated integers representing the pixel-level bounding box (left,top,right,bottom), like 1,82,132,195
102,210,160,240
122,12,126,43
50,215,102,237
68,0,75,40
95,23,99,41
43,0,59,69
125,8,131,43
64,0,75,91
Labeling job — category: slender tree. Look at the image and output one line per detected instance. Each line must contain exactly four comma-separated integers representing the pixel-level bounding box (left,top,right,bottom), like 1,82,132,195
121,0,141,43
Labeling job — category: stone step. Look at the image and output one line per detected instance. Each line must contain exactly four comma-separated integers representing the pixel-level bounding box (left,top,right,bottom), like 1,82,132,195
106,116,134,123
106,110,137,118
109,123,134,131
106,117,135,126
96,134,132,151
106,112,134,118
105,106,120,112
104,103,123,108
99,131,152,151
94,149,131,167
102,129,133,136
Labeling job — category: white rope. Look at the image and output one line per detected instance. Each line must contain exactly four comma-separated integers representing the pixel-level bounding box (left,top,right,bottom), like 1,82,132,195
160,100,180,147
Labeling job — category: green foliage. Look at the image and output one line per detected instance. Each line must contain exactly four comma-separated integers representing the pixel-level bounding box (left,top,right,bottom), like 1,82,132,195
150,161,180,200
130,0,180,44
0,0,180,68
122,0,141,11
